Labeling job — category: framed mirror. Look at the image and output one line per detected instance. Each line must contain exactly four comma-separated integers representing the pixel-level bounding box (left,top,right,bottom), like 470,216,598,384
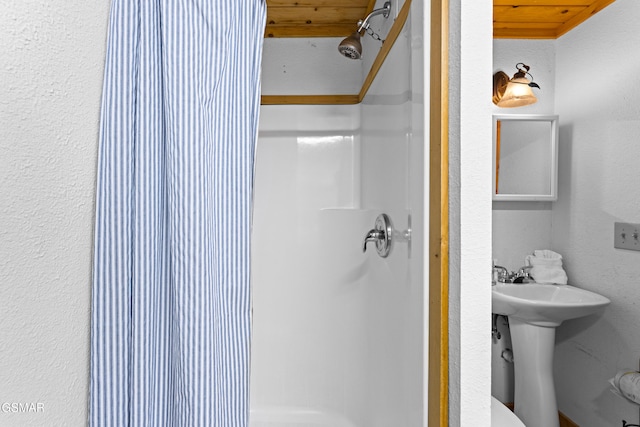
493,114,559,201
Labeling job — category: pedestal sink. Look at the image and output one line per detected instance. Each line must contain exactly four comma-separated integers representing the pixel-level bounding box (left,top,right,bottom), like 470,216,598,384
492,282,610,427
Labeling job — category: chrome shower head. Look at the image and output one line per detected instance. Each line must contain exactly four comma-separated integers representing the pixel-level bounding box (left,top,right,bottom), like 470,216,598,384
337,1,391,60
338,32,362,60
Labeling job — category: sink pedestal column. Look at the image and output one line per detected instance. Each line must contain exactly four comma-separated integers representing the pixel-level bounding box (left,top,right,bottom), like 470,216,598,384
509,318,559,427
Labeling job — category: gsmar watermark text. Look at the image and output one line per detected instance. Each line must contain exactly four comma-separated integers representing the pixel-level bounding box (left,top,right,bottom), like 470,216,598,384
1,402,45,413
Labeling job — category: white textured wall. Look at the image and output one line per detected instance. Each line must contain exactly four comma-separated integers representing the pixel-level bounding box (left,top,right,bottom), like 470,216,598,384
448,0,493,425
553,1,640,425
492,39,556,272
0,1,109,426
493,39,556,116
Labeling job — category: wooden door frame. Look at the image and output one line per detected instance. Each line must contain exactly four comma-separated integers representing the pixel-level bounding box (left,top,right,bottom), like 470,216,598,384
428,0,449,426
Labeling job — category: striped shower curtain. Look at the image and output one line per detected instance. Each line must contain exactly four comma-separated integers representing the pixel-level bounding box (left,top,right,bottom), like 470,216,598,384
90,1,265,426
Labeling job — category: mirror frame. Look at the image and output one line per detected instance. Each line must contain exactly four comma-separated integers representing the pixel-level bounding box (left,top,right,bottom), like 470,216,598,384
492,114,559,201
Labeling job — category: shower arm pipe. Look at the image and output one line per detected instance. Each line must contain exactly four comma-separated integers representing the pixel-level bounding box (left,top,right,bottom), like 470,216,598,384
357,2,391,33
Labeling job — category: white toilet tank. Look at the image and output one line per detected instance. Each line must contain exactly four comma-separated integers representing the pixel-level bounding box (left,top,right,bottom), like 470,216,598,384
492,396,525,427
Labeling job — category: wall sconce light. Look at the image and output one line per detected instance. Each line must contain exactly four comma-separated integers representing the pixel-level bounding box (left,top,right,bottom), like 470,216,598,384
493,63,540,108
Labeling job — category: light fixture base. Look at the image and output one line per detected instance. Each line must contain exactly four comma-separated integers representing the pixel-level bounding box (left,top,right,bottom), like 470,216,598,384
493,71,509,105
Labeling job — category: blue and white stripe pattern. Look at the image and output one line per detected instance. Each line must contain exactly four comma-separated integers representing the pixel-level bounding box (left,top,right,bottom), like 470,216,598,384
90,1,265,425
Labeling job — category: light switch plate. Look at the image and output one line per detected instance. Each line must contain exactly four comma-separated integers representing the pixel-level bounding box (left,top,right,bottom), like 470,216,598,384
614,222,640,251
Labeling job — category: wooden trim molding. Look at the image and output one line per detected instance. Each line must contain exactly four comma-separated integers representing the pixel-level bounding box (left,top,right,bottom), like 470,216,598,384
493,0,616,39
428,0,449,425
260,94,359,105
357,0,412,102
559,411,580,427
555,0,615,38
261,0,412,106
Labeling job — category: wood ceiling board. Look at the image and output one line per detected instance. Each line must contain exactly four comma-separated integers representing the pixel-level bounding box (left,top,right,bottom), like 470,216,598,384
264,24,355,38
494,0,591,5
494,28,559,38
493,0,617,39
267,7,364,25
553,0,616,36
493,6,586,22
263,0,616,39
494,22,560,29
267,0,367,6
265,0,374,38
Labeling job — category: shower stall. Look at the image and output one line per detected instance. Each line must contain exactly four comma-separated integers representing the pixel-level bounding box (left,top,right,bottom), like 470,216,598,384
0,0,499,424
249,5,428,425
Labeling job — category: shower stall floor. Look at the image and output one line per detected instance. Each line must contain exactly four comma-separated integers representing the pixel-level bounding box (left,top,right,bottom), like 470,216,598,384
250,407,357,427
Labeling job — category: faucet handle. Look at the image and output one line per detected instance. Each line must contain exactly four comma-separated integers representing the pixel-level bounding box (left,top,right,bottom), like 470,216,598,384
362,214,393,258
363,229,385,252
513,265,534,283
493,265,510,283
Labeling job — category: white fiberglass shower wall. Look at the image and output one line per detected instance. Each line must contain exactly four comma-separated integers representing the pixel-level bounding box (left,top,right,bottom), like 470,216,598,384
250,2,426,425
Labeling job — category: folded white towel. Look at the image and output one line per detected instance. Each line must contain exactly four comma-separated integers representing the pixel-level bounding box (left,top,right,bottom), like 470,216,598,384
533,249,562,260
525,250,568,284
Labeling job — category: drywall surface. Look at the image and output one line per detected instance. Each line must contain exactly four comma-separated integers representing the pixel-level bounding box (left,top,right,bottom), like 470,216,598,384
492,39,556,272
262,38,363,95
493,39,556,116
448,0,493,425
553,1,640,425
492,203,553,271
0,1,109,425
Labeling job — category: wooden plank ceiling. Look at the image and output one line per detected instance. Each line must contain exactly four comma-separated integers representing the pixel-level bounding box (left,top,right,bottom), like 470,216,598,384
494,0,616,38
265,0,375,38
264,0,616,39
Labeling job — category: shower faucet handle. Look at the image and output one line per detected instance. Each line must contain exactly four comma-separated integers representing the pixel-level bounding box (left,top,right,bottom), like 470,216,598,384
362,214,393,258
363,229,385,252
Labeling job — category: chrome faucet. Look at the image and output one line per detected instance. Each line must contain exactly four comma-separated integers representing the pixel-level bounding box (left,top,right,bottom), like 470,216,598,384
362,214,393,258
513,265,533,283
493,265,534,283
493,265,511,283
362,229,386,252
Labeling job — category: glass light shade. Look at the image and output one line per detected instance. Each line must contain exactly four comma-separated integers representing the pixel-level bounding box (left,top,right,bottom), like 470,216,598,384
497,77,537,108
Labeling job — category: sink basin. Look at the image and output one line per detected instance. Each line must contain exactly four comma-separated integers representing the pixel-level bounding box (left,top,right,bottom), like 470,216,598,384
492,282,610,327
492,282,610,427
